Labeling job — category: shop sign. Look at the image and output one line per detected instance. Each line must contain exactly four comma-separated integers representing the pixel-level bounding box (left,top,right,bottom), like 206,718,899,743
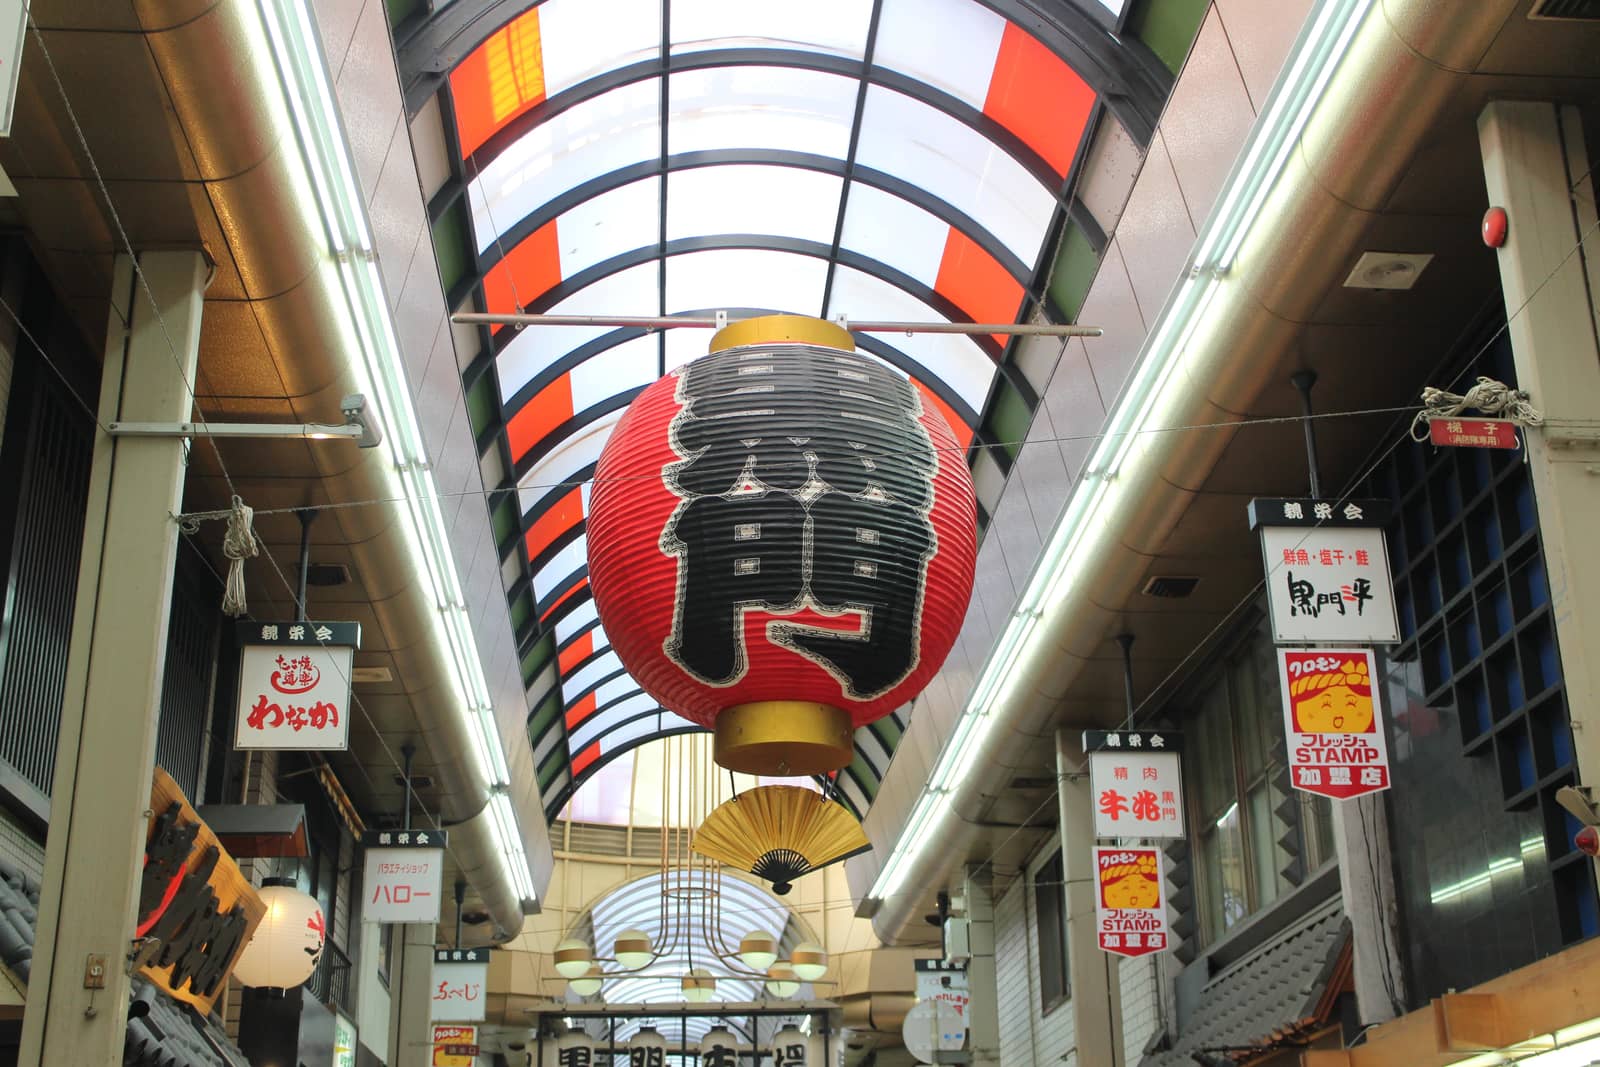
1279,648,1391,799
138,769,266,1014
432,1025,477,1067
1427,416,1518,450
235,621,360,751
901,998,966,1064
333,1013,357,1067
362,829,447,923
1093,846,1168,958
913,958,970,1020
1086,731,1184,839
432,948,489,1022
1249,499,1397,645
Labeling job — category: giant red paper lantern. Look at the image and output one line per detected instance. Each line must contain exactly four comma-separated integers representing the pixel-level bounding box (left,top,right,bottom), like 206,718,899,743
586,316,977,775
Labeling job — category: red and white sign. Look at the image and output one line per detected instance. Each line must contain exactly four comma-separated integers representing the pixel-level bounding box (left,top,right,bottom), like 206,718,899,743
1279,648,1390,800
1090,748,1184,839
1261,525,1397,645
432,949,489,1022
362,830,446,923
432,1025,477,1067
1427,417,1518,450
1093,847,1167,958
235,621,358,751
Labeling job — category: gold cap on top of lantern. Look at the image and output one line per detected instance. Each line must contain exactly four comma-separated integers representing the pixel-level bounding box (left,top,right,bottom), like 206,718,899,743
708,313,854,353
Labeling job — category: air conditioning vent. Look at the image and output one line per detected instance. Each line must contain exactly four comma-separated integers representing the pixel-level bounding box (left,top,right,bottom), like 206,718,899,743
304,562,351,587
1142,575,1199,599
393,773,434,790
1530,0,1600,19
565,821,630,857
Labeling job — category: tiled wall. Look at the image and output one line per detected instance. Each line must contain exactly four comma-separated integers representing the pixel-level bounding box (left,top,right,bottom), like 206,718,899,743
995,876,1076,1066
861,0,1317,904
0,806,42,885
1118,954,1162,1059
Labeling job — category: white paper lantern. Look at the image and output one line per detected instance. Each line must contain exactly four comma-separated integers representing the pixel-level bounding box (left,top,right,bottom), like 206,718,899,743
764,961,800,999
771,1025,810,1067
554,938,594,979
738,930,779,972
232,883,325,988
790,941,828,982
681,967,717,1003
556,1030,596,1066
629,1026,668,1066
613,928,653,969
699,1025,740,1058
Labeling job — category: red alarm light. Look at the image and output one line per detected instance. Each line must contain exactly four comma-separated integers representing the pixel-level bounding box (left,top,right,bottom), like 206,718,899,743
1482,206,1508,249
586,316,977,775
1578,825,1600,858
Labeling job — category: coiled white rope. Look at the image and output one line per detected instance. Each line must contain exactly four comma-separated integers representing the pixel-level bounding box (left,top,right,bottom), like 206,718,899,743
220,495,259,617
1409,376,1544,441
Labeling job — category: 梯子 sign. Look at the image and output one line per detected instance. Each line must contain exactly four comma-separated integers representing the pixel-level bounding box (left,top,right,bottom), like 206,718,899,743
1279,648,1391,800
235,621,359,751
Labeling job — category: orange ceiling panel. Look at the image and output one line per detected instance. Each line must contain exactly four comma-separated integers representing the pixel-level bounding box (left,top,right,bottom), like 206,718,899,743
451,6,547,158
983,21,1095,180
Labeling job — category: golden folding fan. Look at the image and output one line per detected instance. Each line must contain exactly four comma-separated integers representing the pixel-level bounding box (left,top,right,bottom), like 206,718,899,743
693,785,870,894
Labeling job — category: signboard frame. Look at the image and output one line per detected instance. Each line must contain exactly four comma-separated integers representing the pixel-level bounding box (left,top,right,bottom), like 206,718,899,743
235,621,360,752
362,829,447,924
1092,846,1169,959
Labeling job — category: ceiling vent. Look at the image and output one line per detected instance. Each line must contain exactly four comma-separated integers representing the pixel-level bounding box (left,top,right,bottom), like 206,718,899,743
1142,575,1199,599
1530,0,1600,19
1343,251,1434,290
304,562,351,587
393,773,434,791
351,665,392,684
1010,775,1057,791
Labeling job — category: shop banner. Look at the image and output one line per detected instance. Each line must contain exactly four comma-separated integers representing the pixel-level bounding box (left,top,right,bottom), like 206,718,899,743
138,769,266,1014
432,948,489,1022
432,1025,477,1067
362,829,447,923
1093,846,1168,958
1279,648,1391,799
333,1013,357,1067
913,958,971,1021
1086,731,1184,839
1248,498,1398,645
235,621,360,751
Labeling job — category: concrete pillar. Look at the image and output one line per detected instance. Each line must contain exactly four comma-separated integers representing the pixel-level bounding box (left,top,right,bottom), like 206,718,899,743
1331,797,1406,1023
1479,101,1600,806
17,251,208,1067
962,865,1000,1066
1056,730,1123,1067
387,923,436,1066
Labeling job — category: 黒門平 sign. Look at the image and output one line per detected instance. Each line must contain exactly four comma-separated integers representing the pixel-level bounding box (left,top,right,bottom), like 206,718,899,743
1248,499,1398,645
362,828,447,923
235,621,359,751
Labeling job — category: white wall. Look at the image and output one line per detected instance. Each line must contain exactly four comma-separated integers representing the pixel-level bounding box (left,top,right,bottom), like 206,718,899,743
994,870,1075,1066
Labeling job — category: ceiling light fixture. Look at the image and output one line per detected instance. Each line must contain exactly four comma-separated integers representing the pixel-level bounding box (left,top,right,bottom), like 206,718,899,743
866,0,1379,909
256,0,536,906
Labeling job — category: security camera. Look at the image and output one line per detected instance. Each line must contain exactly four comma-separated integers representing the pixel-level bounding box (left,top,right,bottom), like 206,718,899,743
339,394,384,449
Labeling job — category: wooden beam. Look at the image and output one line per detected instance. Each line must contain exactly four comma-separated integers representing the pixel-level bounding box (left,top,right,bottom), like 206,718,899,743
1438,994,1505,1051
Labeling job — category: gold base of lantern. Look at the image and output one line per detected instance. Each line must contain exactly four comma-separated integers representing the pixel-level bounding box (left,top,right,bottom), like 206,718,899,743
714,702,854,776
708,314,855,353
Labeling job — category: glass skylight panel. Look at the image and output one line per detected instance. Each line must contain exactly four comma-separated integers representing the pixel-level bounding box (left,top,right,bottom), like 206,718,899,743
553,177,662,279
518,409,621,515
592,674,641,710
568,335,659,412
496,261,658,400
469,79,659,253
827,266,996,412
560,749,635,823
533,536,589,601
564,651,626,702
855,85,1054,268
578,702,668,752
537,0,661,98
665,248,828,317
666,165,843,247
668,66,857,159
664,326,714,372
669,0,873,58
872,0,1005,110
553,599,600,646
839,181,951,288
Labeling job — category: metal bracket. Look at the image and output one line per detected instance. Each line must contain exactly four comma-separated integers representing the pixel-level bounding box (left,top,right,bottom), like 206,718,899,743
107,394,383,448
1544,426,1600,452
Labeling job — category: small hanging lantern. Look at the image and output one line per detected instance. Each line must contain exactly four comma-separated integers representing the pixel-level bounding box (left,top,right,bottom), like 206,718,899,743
567,963,604,998
764,961,800,999
789,941,828,982
231,879,325,988
613,928,653,969
771,1025,810,1067
681,967,717,1003
699,1025,740,1065
556,1030,596,1067
553,938,594,979
738,930,779,971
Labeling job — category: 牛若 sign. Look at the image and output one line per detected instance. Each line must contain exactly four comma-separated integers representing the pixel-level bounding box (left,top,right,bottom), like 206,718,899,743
432,948,489,1022
138,769,266,1014
1249,499,1398,645
1279,648,1391,799
1092,846,1168,958
362,829,447,923
1085,731,1184,839
235,621,359,751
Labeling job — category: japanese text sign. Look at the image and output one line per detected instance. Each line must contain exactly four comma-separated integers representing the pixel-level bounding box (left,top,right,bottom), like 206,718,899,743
1093,847,1168,958
1279,648,1391,800
630,1046,665,1067
235,621,360,752
1089,746,1184,839
913,959,971,1023
362,829,447,923
431,949,489,1022
432,1025,476,1067
771,1032,810,1067
1427,416,1518,450
1257,523,1397,644
334,1013,357,1067
138,769,266,1015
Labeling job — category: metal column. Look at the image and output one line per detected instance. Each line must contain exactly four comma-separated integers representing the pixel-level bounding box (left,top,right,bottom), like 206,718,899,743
961,865,1000,1066
17,251,209,1066
1056,729,1124,1067
387,922,438,1066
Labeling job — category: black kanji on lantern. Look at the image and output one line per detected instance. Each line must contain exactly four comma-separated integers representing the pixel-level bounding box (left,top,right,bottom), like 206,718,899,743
661,345,939,699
